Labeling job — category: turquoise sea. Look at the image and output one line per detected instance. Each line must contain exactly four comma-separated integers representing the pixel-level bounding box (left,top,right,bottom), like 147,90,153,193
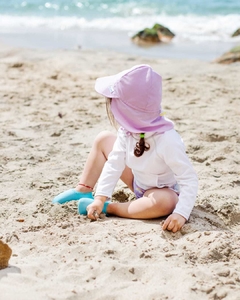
0,0,240,60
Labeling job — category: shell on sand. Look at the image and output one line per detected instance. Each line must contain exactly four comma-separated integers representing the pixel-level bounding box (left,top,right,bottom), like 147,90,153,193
0,240,12,270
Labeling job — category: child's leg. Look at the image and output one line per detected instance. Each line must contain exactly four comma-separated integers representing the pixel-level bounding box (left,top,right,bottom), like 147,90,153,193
106,188,178,219
75,131,116,192
53,130,134,203
52,131,133,204
76,130,133,192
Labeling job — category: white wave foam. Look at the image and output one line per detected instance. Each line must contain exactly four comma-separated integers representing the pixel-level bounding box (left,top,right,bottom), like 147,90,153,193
0,14,240,43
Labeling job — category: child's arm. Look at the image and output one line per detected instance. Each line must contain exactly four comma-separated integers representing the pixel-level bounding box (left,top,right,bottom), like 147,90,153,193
89,129,127,217
161,130,198,226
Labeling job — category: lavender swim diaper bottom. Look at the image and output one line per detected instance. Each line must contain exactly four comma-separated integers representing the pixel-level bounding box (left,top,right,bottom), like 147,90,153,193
133,181,180,199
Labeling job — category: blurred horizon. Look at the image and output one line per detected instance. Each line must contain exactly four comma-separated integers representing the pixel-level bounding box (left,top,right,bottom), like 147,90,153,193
0,0,239,60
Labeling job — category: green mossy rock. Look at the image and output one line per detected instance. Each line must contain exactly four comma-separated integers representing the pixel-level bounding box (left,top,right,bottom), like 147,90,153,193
132,23,175,45
152,23,175,38
232,28,240,37
132,27,160,43
215,45,240,64
230,45,240,53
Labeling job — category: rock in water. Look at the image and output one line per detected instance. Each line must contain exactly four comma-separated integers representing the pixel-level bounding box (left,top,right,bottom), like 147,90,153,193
132,23,175,45
232,28,240,37
0,240,12,269
132,28,160,45
215,45,240,64
153,23,175,42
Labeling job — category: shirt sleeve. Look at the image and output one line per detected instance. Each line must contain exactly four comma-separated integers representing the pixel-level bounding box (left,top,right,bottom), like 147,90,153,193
160,130,198,220
95,129,127,198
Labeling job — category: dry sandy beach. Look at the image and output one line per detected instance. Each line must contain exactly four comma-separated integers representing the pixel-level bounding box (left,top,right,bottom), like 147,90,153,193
0,44,240,300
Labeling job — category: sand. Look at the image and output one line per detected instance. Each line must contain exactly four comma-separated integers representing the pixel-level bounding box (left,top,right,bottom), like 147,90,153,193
0,44,240,300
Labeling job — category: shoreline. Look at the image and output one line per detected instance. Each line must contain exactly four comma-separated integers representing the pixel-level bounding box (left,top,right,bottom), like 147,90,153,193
0,28,239,62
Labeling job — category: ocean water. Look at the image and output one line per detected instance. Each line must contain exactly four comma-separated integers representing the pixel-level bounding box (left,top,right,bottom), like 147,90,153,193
0,0,240,59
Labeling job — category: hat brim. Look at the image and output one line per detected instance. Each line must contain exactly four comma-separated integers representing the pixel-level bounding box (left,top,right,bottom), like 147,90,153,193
95,75,118,98
95,68,134,98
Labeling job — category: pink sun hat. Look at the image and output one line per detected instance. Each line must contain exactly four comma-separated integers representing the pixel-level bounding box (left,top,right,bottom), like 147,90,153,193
95,64,174,133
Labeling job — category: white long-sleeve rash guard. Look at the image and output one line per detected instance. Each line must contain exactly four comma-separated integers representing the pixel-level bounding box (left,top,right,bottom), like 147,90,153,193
95,127,198,220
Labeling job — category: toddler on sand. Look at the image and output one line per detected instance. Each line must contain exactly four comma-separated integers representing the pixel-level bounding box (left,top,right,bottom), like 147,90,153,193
52,64,198,233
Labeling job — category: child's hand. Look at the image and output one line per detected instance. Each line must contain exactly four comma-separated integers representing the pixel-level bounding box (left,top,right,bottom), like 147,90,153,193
162,213,186,233
86,197,105,220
